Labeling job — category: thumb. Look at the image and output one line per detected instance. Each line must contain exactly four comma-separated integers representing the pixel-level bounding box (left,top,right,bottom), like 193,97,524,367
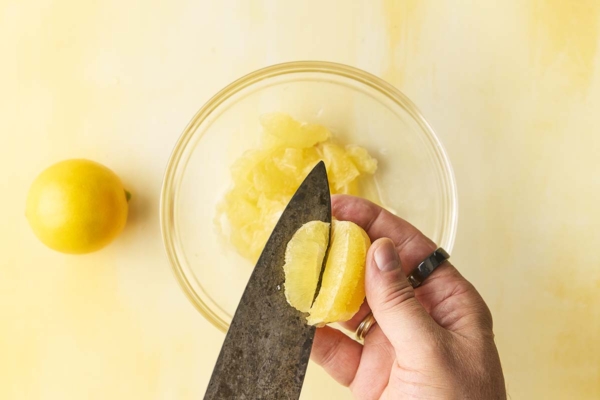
366,238,441,356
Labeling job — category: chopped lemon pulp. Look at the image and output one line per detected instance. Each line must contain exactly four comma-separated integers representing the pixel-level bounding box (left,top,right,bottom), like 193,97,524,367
218,113,378,261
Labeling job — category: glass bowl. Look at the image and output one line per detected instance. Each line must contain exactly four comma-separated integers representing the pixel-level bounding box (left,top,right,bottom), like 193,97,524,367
160,61,457,332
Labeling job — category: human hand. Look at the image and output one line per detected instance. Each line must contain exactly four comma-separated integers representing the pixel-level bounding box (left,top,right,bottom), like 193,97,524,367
311,195,506,399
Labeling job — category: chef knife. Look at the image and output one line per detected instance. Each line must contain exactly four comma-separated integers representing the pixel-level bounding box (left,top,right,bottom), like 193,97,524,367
204,160,331,400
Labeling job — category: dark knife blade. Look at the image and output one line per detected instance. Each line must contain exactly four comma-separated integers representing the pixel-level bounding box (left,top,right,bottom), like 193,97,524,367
205,161,331,400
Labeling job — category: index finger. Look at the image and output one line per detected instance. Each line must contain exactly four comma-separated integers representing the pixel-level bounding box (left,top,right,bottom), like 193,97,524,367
332,194,437,273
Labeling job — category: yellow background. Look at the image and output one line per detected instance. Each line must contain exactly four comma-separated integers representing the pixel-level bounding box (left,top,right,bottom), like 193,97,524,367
2,0,599,398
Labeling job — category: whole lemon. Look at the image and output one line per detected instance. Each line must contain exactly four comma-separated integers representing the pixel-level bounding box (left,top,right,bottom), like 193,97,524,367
26,159,129,254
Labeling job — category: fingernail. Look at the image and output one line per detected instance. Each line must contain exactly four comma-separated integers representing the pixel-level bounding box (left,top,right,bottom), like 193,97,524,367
374,240,400,271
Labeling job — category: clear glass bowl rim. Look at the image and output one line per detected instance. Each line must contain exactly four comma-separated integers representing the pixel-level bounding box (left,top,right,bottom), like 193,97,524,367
160,60,458,332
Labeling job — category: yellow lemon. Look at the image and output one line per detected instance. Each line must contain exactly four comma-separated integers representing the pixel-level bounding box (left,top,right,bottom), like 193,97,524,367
307,220,371,326
26,159,129,254
283,221,330,312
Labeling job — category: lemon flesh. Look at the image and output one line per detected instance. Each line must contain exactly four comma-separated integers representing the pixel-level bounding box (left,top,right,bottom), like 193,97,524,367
283,219,371,326
218,113,378,261
26,159,129,254
307,220,371,326
283,221,330,312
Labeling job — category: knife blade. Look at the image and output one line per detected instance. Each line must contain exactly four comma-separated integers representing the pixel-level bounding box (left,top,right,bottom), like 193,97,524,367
204,161,331,400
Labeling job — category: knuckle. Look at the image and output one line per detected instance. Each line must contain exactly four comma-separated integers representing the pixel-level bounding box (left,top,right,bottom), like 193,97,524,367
377,278,416,313
318,334,344,370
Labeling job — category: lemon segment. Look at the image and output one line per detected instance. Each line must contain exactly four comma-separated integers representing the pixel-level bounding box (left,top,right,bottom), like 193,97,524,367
307,220,371,326
261,113,330,149
346,144,378,174
317,142,360,192
283,221,330,313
